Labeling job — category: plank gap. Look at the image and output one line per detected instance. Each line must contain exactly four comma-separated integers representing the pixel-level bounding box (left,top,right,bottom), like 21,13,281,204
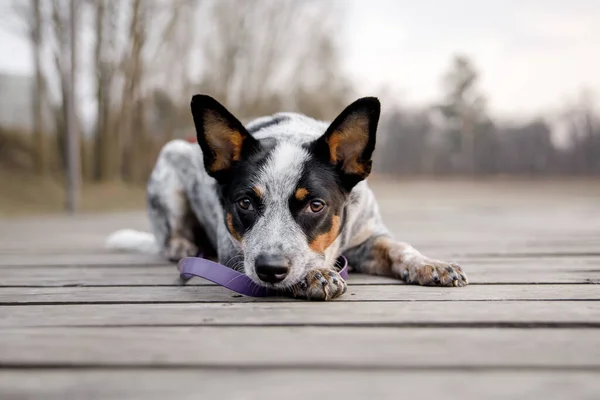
1,364,600,372
2,282,598,289
11,322,600,329
3,298,600,306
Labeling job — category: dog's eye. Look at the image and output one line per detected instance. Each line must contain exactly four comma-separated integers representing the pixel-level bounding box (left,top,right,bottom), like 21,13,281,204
308,199,325,213
237,197,254,211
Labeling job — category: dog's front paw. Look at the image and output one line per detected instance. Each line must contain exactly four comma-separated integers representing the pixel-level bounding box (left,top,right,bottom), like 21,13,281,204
165,237,198,262
293,268,347,301
396,259,468,287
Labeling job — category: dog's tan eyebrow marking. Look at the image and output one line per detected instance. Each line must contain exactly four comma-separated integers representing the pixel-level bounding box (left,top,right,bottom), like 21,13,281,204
226,212,242,242
252,186,263,198
309,215,341,254
295,188,309,201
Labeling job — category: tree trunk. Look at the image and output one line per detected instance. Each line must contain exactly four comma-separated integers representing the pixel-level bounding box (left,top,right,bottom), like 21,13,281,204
31,0,47,174
119,0,146,183
65,0,80,213
93,0,105,181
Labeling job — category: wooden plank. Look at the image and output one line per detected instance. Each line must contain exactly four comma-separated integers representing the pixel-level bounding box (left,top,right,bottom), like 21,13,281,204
2,301,599,328
2,238,600,255
391,239,600,258
0,284,598,304
1,327,599,367
2,242,600,266
2,370,600,400
4,237,599,258
1,259,599,286
0,253,166,267
0,265,185,286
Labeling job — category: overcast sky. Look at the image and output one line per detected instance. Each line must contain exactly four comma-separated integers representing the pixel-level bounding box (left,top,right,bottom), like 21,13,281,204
341,0,599,117
1,0,598,119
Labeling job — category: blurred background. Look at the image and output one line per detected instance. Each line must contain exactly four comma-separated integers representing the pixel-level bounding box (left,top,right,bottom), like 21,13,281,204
0,0,598,216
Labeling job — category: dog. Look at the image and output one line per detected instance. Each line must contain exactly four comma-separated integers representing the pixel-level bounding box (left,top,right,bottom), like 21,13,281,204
106,95,468,300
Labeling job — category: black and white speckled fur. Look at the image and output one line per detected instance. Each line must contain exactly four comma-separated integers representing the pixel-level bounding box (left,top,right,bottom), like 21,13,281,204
124,95,468,300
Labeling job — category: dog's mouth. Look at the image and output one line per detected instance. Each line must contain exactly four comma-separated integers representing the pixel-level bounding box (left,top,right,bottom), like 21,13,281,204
248,274,301,290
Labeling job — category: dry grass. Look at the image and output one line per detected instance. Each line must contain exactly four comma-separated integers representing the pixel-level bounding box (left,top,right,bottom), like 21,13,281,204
0,169,146,218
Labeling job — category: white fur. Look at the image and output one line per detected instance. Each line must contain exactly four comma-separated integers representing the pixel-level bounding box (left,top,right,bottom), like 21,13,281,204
257,142,308,199
105,229,159,255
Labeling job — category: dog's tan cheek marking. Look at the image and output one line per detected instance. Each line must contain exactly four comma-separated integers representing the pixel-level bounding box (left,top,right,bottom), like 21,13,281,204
309,215,341,254
226,212,242,242
295,188,309,201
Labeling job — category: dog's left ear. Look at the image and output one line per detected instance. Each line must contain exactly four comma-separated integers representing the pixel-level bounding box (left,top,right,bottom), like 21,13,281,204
311,97,380,190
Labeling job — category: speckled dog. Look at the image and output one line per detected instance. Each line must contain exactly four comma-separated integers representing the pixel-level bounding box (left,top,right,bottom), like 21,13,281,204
107,95,468,300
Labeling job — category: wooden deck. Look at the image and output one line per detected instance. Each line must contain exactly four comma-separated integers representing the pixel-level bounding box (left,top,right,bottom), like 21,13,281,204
1,180,599,399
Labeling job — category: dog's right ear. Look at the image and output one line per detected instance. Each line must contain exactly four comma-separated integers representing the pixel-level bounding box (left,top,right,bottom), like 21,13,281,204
191,95,258,182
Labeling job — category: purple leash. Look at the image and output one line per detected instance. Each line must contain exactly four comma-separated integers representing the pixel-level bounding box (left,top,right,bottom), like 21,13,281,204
178,255,349,297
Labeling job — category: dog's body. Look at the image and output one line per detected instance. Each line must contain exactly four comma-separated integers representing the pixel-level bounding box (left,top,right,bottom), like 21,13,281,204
108,96,467,300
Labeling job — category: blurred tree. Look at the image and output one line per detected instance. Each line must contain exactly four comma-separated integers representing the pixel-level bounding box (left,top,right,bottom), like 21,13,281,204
89,0,200,182
50,0,75,173
496,120,556,175
150,0,199,140
561,92,600,175
375,108,433,174
11,0,49,174
116,0,148,183
435,55,490,174
92,0,120,181
196,0,350,121
10,0,599,185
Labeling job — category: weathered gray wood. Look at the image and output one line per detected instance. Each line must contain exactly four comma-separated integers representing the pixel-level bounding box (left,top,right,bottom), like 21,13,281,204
2,259,599,286
3,212,600,258
2,370,600,400
1,327,599,367
0,253,166,267
1,284,598,304
2,241,600,265
0,180,599,399
2,301,599,328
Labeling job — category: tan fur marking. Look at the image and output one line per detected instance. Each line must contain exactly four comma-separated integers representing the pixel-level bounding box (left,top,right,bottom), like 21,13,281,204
326,133,342,164
309,215,341,254
367,236,396,276
252,186,263,198
204,110,245,172
295,188,309,201
226,212,242,242
325,115,369,175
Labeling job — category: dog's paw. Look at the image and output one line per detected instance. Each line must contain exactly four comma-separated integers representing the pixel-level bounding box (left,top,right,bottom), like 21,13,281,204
165,237,198,262
293,268,347,301
396,259,468,287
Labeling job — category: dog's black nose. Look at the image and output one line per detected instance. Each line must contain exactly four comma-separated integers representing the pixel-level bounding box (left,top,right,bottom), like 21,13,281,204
255,254,290,283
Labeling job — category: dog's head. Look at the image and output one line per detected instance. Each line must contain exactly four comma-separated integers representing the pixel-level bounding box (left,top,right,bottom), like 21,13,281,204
191,95,380,289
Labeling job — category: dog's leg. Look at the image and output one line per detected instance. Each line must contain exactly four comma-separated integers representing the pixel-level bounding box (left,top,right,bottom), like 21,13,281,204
148,171,199,262
147,140,217,262
162,191,200,262
343,235,468,287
